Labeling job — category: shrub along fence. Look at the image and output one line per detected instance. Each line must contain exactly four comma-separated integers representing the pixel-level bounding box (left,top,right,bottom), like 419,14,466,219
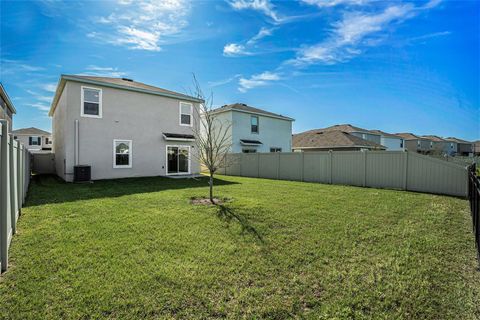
219,151,469,197
0,120,31,273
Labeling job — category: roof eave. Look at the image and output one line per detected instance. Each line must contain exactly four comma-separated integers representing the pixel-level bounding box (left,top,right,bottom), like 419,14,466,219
0,83,17,114
49,74,203,116
210,107,294,121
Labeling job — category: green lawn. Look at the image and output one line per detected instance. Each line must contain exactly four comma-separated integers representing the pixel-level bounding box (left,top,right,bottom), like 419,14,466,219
1,175,479,319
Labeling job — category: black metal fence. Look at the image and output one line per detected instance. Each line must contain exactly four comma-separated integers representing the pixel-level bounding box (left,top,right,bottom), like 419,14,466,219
468,164,480,261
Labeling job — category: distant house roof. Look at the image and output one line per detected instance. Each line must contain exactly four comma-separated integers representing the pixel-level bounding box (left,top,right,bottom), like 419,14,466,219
421,135,446,142
316,124,375,134
210,103,294,121
0,83,16,114
369,130,402,138
13,127,51,135
292,130,386,150
395,133,427,141
49,75,203,116
445,137,472,144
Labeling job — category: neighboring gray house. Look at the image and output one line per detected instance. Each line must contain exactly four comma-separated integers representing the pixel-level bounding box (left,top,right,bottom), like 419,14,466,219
292,129,386,151
49,75,203,181
369,130,405,151
209,103,294,153
396,133,431,154
0,83,16,133
321,124,382,145
445,137,473,156
13,127,52,152
420,135,450,155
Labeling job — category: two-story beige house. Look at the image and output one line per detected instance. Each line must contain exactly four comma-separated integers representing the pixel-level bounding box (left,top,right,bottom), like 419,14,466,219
13,127,52,152
49,75,202,182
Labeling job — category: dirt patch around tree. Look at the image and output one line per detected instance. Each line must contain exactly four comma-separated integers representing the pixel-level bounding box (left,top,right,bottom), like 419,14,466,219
190,196,230,205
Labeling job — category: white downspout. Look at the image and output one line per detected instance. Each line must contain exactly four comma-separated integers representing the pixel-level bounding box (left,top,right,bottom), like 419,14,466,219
74,119,79,166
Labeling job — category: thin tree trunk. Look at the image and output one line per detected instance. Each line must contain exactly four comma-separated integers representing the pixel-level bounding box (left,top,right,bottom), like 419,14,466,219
209,172,214,204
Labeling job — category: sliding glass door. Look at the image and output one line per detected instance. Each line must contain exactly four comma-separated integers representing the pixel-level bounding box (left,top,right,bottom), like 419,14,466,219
167,146,190,175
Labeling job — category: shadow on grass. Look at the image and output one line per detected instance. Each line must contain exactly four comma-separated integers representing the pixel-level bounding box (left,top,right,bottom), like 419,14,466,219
25,174,239,207
216,204,264,243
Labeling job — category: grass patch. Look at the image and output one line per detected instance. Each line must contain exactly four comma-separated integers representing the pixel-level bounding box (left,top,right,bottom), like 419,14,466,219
1,174,479,319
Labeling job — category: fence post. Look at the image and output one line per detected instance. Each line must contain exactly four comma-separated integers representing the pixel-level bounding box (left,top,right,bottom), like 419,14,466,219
17,143,22,211
9,135,17,235
276,152,280,180
257,153,260,178
329,150,333,184
403,151,408,191
301,152,305,182
0,121,9,272
363,150,367,187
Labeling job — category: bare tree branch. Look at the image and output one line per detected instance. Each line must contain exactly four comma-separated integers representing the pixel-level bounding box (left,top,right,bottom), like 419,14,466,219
189,74,233,203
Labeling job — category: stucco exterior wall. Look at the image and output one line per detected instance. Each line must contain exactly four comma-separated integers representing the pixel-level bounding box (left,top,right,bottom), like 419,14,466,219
230,111,292,153
53,80,200,181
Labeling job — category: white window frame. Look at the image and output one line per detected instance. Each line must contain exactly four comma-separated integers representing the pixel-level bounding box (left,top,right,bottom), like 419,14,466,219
251,115,259,134
81,86,103,118
30,136,40,146
113,139,132,169
179,102,193,127
270,147,282,153
165,145,191,175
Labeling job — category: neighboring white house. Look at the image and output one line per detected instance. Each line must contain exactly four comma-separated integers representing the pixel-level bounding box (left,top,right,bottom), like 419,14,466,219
209,103,294,153
48,75,203,182
13,127,52,152
369,130,405,151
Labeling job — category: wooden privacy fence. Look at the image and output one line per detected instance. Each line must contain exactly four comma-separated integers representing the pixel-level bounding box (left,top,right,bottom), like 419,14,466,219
219,151,468,197
0,120,31,273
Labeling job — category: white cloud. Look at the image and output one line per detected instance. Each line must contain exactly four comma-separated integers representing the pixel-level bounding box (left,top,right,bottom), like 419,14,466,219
246,27,274,45
301,0,369,7
0,59,45,75
41,83,57,93
26,103,50,112
291,3,419,65
228,0,279,22
92,0,190,51
238,71,281,92
223,43,250,56
208,74,242,87
409,30,451,42
81,65,128,78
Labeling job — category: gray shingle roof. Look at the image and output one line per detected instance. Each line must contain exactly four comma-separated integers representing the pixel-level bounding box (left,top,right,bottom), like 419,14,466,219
64,75,199,101
292,130,386,150
13,127,51,135
210,103,294,121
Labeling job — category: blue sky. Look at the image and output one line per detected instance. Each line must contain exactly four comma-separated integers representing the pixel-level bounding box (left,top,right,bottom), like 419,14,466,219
1,0,479,140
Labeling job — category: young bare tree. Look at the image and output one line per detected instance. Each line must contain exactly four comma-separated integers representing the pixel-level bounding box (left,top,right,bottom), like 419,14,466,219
190,75,232,204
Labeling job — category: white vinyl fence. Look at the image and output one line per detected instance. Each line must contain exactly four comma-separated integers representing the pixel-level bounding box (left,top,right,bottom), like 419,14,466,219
0,120,31,273
219,151,468,197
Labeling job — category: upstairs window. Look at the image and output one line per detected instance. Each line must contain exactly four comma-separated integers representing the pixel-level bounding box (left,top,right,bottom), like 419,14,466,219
270,147,282,153
251,116,259,134
29,136,41,146
400,139,403,148
81,86,102,118
242,149,256,153
113,140,132,168
179,102,192,126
